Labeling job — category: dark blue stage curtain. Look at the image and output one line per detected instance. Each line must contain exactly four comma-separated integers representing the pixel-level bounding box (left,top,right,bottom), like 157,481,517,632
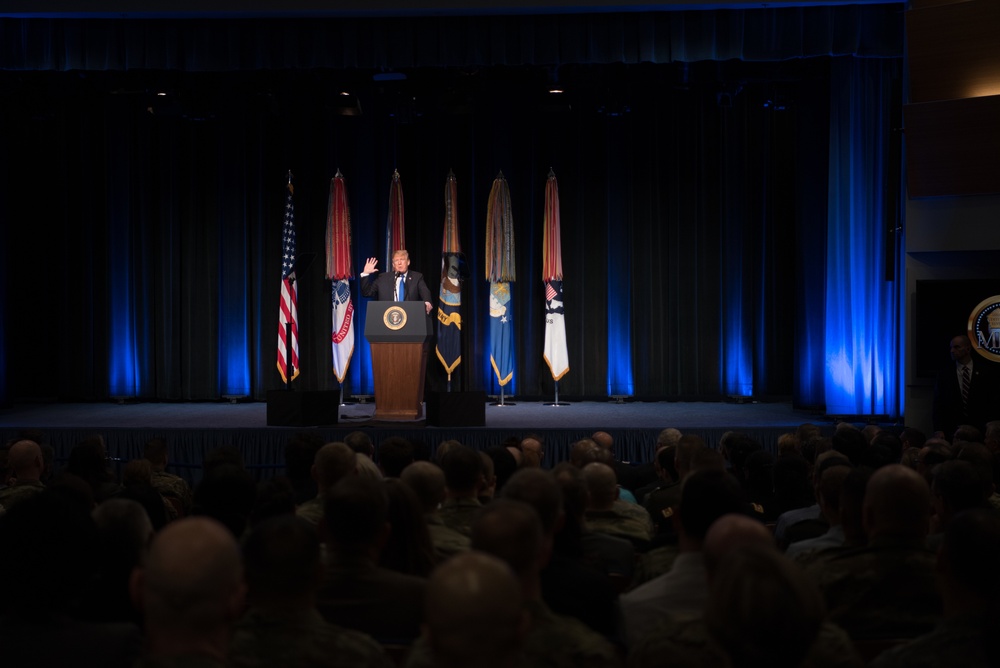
0,6,905,416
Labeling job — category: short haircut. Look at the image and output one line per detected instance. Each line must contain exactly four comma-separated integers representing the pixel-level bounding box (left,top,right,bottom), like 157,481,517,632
344,430,374,456
439,444,483,492
679,469,749,541
323,476,388,550
242,515,320,600
378,437,415,478
501,468,563,534
470,499,543,579
400,461,447,512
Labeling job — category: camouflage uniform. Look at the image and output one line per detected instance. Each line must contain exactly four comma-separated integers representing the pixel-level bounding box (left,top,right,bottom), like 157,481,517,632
230,606,393,668
642,481,681,535
405,598,623,668
804,537,942,640
150,470,193,513
627,614,862,668
585,501,653,547
425,514,471,560
0,479,45,511
437,497,483,537
296,495,325,527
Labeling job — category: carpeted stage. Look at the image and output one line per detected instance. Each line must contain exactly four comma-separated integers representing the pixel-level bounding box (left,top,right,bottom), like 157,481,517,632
0,398,854,483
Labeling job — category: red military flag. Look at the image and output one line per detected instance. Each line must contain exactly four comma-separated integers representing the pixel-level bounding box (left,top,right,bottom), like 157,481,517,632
325,170,355,384
384,169,406,268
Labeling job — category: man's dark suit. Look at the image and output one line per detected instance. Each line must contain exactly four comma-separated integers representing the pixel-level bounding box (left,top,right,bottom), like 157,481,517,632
360,271,432,304
932,359,1000,437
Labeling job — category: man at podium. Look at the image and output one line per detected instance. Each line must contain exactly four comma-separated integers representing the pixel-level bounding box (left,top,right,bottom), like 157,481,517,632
360,249,433,314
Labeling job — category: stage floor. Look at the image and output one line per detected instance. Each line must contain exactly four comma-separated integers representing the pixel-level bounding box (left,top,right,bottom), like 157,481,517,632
0,399,847,482
0,398,829,431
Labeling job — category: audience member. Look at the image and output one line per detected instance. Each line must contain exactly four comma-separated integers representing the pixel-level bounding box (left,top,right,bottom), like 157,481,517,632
0,439,46,510
317,476,427,644
520,433,545,468
870,508,1000,668
503,467,622,641
230,514,392,668
378,436,415,478
0,489,142,668
296,441,357,527
551,462,636,589
484,445,518,494
436,443,484,536
927,459,989,551
191,462,257,539
405,499,623,668
620,469,750,648
132,517,245,667
400,461,471,561
804,464,942,640
120,459,170,530
89,498,154,625
281,431,324,504
786,462,851,559
478,450,498,503
144,436,194,515
582,461,653,549
421,551,528,668
66,434,122,503
381,477,437,577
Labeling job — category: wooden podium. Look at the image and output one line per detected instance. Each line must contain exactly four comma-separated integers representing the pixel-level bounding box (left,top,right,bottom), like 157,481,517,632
365,301,431,421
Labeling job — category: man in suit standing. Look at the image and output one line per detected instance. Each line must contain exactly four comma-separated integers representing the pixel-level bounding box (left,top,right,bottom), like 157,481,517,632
360,249,432,315
933,334,1000,439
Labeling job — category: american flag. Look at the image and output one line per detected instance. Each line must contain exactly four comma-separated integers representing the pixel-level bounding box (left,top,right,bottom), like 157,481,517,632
277,175,300,384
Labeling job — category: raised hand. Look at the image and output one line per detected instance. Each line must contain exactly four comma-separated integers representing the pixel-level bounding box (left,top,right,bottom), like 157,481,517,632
363,257,379,274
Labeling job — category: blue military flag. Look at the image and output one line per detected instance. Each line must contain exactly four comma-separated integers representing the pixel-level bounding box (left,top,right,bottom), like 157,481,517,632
435,171,463,380
485,173,516,388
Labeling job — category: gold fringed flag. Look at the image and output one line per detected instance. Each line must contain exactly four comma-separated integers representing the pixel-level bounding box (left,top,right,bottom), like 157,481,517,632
325,170,355,384
435,170,463,380
543,169,569,381
384,169,406,269
486,172,515,387
277,172,299,383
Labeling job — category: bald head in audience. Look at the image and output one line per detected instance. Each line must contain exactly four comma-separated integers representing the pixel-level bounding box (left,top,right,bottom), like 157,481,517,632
424,552,527,668
7,440,43,480
580,462,619,510
863,464,932,543
703,513,775,575
132,517,245,662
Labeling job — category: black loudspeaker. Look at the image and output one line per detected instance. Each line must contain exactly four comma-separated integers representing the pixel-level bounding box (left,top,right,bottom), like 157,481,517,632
266,390,340,426
426,391,486,427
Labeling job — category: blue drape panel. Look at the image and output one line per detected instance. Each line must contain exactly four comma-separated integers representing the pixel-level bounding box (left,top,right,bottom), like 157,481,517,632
824,57,904,417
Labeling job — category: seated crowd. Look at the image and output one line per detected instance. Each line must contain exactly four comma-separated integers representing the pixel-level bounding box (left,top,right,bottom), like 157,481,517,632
1,420,999,667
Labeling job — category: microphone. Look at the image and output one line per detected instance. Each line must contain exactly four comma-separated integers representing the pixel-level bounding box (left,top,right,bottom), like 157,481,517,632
395,271,404,279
